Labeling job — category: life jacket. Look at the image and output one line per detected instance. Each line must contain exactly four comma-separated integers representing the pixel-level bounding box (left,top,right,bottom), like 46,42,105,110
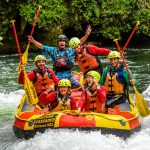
33,68,55,96
51,93,71,111
76,46,103,74
104,65,126,94
85,90,104,113
53,48,73,72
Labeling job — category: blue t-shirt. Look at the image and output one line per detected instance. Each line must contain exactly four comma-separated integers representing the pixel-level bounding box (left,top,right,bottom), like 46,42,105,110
42,45,75,79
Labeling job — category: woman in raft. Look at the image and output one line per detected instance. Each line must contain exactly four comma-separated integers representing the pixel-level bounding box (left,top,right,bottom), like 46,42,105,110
39,79,85,111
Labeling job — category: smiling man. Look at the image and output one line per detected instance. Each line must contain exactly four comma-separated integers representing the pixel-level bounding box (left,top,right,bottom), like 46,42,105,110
100,51,137,110
28,25,92,90
18,55,59,97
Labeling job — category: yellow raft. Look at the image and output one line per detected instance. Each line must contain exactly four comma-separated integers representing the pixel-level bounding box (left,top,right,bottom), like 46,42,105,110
13,94,141,139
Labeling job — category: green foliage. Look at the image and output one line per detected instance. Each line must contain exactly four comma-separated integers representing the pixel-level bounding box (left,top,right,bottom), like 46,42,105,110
67,0,100,30
0,36,3,45
19,0,68,31
1,0,150,48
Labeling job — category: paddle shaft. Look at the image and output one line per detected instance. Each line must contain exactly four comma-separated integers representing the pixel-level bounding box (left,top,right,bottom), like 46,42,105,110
11,20,23,65
28,5,42,45
122,21,140,53
115,40,133,82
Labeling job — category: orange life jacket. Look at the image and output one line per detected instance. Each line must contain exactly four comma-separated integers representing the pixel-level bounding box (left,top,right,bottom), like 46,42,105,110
76,48,100,74
33,69,55,96
52,97,71,111
85,91,104,113
104,73,125,94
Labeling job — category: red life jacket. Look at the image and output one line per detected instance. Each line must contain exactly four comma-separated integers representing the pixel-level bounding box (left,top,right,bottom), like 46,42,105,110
85,91,104,113
76,47,102,74
33,68,55,96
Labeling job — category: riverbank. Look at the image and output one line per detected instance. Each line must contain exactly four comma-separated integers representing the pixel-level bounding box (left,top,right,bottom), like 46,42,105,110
0,37,150,54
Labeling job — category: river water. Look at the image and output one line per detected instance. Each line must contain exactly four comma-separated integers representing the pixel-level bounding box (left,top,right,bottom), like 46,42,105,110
0,48,150,150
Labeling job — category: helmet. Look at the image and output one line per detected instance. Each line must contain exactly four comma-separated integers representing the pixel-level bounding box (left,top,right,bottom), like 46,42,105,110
108,51,120,59
86,71,101,82
34,55,46,64
58,35,68,41
69,37,80,48
58,79,71,87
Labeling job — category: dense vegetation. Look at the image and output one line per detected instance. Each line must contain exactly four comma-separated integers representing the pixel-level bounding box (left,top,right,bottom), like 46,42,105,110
0,0,150,52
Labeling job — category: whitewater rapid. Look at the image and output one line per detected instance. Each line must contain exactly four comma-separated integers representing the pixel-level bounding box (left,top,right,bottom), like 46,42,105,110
0,86,150,150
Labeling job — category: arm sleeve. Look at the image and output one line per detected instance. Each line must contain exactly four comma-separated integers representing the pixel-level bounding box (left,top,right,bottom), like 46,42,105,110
18,71,35,84
39,92,57,106
18,71,25,84
49,68,59,85
97,86,107,103
42,45,56,62
78,90,86,110
87,45,111,55
123,67,138,87
70,97,77,110
100,67,108,86
42,45,52,55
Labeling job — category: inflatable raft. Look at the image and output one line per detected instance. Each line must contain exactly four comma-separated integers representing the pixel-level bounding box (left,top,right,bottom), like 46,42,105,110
13,93,141,139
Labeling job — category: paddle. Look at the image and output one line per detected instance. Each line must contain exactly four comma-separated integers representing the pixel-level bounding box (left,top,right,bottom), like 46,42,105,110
114,39,150,117
11,20,38,105
22,5,42,67
115,21,140,54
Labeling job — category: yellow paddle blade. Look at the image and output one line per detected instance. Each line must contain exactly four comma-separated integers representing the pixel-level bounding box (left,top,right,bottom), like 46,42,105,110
79,73,84,86
24,71,38,105
17,44,29,73
133,86,150,117
22,44,30,67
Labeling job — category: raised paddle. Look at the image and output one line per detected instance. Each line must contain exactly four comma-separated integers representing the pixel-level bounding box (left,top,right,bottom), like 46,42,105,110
114,39,150,117
120,21,140,54
11,20,38,105
22,5,42,66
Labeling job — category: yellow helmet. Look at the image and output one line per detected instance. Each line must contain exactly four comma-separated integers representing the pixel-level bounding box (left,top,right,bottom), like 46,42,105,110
34,55,46,64
58,79,71,87
69,37,80,48
108,51,120,59
86,71,101,82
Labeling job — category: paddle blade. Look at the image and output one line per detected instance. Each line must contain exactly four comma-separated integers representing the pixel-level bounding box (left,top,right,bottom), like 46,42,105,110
24,71,38,105
22,44,29,67
134,86,150,117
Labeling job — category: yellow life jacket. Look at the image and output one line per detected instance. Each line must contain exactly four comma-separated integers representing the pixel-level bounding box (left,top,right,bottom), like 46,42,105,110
33,70,55,96
76,48,99,74
52,97,71,111
104,73,125,94
85,91,104,113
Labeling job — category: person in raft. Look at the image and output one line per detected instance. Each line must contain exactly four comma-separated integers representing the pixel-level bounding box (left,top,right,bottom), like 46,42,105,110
39,79,85,111
28,25,92,90
69,37,111,76
82,70,107,113
100,51,137,111
18,55,59,97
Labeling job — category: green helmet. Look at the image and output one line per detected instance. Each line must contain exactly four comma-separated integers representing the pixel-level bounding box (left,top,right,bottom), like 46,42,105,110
58,79,71,87
69,37,80,48
34,55,46,64
108,51,120,59
86,71,101,82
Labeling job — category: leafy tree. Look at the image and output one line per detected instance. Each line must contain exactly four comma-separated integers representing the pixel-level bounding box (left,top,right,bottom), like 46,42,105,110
1,0,150,48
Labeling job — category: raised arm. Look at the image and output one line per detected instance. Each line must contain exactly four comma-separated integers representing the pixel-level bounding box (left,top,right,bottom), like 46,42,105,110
28,36,43,49
80,25,92,45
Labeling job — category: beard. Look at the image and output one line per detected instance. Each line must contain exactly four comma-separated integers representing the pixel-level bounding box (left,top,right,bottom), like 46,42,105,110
38,66,45,70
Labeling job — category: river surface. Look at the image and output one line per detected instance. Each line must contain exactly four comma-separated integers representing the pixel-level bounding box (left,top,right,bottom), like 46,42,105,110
0,48,150,150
